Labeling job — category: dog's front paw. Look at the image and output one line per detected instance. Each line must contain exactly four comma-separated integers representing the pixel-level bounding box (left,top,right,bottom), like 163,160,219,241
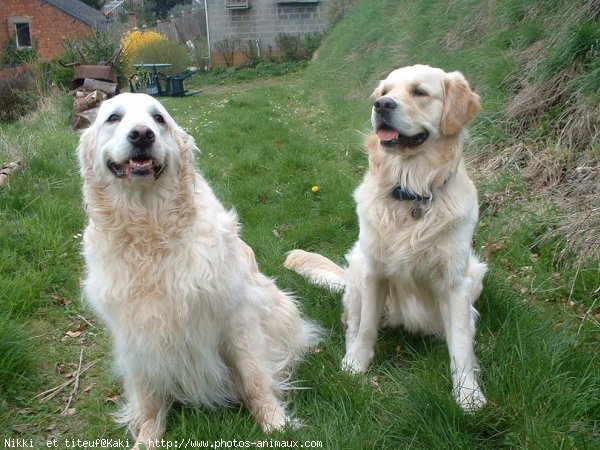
341,351,370,374
258,405,288,434
455,382,487,412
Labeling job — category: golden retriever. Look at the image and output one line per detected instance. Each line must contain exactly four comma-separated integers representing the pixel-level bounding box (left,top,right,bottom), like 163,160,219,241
285,64,487,410
77,93,320,448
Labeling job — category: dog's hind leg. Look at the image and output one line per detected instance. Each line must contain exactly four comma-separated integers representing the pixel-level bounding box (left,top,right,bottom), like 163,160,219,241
436,277,486,411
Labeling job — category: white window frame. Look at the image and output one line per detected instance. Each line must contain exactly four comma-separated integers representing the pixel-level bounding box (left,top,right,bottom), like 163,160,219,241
224,0,249,10
8,17,33,49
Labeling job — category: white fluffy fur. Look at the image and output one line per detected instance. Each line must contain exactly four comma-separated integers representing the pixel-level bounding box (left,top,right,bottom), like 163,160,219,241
285,65,487,411
78,93,319,448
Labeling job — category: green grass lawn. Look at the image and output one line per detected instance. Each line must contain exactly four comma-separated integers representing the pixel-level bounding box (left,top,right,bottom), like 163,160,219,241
1,0,599,448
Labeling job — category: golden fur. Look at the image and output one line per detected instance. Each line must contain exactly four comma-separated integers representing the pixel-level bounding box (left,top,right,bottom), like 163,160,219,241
78,93,319,448
286,65,487,410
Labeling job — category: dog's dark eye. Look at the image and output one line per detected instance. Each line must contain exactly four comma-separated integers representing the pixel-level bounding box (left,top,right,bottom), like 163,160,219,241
153,114,165,124
107,113,121,123
412,87,428,97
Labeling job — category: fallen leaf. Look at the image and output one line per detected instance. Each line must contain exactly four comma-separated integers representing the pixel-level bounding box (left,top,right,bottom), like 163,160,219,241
51,293,70,307
65,330,81,338
13,424,28,434
106,394,120,404
368,376,380,388
484,241,506,258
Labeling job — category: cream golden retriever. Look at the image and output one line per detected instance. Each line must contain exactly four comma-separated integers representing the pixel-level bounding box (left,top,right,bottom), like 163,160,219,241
286,64,487,410
78,93,320,448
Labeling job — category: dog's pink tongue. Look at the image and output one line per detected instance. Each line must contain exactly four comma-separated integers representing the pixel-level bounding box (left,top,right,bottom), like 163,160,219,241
377,128,398,141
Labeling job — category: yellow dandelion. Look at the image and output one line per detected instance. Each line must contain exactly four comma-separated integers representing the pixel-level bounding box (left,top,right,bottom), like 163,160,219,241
311,185,320,193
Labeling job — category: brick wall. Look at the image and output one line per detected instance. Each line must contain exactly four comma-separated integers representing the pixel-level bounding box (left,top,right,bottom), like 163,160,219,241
1,0,94,60
206,0,330,67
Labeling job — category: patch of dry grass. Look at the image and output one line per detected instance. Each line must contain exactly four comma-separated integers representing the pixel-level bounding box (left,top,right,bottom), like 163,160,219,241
478,140,600,265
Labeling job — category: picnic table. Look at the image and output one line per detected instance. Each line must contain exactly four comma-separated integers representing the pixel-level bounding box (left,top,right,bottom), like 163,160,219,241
129,63,171,96
129,63,200,97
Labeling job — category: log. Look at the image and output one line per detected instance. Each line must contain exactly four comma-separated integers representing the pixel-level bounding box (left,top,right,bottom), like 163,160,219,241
81,78,118,96
69,106,100,130
73,89,106,112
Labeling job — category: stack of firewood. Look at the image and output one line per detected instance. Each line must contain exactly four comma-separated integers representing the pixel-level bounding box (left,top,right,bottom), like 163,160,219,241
66,48,121,130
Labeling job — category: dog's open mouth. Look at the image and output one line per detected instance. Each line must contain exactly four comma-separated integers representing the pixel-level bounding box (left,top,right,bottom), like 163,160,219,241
377,124,429,149
108,158,165,180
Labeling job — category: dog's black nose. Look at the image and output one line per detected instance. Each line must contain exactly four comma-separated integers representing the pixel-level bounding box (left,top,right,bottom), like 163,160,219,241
128,126,155,148
374,96,397,112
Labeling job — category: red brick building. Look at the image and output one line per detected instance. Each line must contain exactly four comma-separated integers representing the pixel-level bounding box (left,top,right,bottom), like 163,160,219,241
1,0,108,60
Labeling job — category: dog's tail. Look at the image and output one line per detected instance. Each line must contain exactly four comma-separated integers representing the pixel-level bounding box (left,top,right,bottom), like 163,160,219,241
284,249,346,292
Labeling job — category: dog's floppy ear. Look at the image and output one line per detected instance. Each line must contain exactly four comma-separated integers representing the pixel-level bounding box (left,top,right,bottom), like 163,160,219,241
174,125,198,164
77,121,99,178
440,71,480,136
371,80,385,99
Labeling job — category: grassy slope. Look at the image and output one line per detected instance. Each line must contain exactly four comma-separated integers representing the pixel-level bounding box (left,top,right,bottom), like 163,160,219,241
0,0,598,448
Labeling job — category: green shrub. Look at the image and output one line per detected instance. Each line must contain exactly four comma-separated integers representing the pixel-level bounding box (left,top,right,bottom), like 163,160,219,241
276,33,302,61
0,66,38,122
128,38,191,76
241,39,262,68
55,29,125,89
303,32,323,59
0,40,36,67
215,37,238,67
190,36,210,69
0,38,37,67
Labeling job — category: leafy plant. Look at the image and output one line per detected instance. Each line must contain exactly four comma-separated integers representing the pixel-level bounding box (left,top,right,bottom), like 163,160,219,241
276,33,302,61
121,29,166,61
128,38,191,76
303,33,323,59
0,38,37,67
215,37,238,67
53,29,125,88
189,36,210,70
0,66,37,122
241,39,262,68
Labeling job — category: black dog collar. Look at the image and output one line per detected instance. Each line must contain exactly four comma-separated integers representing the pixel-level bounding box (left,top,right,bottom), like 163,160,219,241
391,186,431,202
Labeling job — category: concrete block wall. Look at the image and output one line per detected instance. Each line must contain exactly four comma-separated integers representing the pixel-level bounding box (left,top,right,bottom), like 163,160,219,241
205,0,330,67
1,0,94,60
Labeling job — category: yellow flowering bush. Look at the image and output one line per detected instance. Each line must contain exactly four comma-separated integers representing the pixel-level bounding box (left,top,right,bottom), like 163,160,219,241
121,30,166,60
120,30,191,77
